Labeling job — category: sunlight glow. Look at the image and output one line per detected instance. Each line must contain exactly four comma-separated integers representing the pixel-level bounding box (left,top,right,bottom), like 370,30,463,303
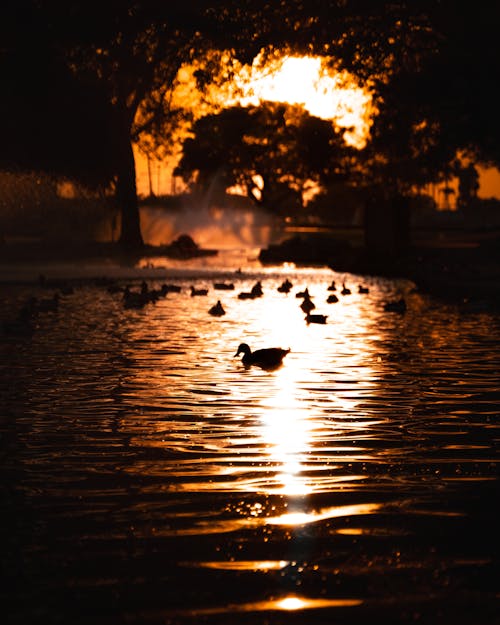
265,503,381,526
232,53,374,148
183,595,363,616
171,51,375,150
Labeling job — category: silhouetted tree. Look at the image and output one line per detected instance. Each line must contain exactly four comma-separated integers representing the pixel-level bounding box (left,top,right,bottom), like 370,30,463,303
2,1,499,251
175,103,353,214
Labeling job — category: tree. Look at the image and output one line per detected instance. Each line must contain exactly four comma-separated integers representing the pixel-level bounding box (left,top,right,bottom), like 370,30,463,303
175,102,353,214
1,1,282,248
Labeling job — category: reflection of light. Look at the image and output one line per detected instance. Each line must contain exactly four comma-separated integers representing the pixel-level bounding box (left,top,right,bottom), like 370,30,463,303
195,560,289,571
177,595,363,616
170,51,375,149
266,503,381,526
234,54,374,148
277,596,305,610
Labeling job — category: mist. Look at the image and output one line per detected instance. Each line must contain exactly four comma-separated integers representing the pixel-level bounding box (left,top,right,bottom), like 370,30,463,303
140,201,280,250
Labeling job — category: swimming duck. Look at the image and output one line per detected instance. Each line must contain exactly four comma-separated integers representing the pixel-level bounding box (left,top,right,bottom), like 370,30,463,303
295,287,310,299
191,286,209,296
161,283,182,293
238,291,256,300
341,283,351,295
250,281,263,297
327,293,339,303
305,313,328,324
358,285,369,294
327,280,337,291
209,300,226,316
277,279,293,293
300,296,316,313
235,343,290,370
214,282,235,290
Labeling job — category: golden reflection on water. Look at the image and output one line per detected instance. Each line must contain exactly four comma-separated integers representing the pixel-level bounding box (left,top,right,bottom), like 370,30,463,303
178,594,362,616
243,284,382,504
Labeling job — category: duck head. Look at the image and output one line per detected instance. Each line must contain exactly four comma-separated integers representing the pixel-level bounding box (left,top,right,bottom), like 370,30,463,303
235,343,251,357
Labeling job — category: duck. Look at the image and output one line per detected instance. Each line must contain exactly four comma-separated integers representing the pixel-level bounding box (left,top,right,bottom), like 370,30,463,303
327,280,337,291
191,286,209,296
300,296,316,313
238,291,256,300
277,279,293,293
208,300,226,316
305,313,328,324
295,287,310,299
327,293,339,303
214,282,235,290
161,283,182,294
250,281,263,297
341,283,351,295
235,343,290,370
383,298,407,313
358,284,369,294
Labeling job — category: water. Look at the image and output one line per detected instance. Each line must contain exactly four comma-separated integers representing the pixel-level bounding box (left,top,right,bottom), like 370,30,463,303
1,250,499,624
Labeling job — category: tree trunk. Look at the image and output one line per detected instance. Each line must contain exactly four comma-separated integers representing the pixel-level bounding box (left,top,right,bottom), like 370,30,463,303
116,135,144,249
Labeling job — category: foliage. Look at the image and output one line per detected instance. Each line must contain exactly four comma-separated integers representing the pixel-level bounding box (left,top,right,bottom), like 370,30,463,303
1,0,499,247
175,102,355,213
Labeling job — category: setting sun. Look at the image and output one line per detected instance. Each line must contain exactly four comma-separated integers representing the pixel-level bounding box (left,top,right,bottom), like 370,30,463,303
231,53,375,148
172,50,375,149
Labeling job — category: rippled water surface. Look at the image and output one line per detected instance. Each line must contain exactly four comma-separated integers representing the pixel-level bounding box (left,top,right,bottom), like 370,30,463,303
1,252,499,624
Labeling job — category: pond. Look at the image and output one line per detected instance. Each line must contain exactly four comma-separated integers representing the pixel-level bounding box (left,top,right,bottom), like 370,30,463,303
1,250,499,624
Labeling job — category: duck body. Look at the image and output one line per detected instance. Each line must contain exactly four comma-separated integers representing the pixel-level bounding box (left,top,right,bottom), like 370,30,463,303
305,313,328,324
295,288,310,299
191,286,209,297
341,283,351,295
250,281,263,297
300,297,315,313
209,300,226,316
277,279,293,293
214,282,235,290
327,294,339,303
235,343,290,370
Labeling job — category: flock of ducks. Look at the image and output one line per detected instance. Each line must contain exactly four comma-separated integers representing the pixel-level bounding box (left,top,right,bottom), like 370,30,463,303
2,275,407,371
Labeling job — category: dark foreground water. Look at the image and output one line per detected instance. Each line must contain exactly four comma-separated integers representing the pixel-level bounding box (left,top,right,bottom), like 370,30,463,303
1,252,499,624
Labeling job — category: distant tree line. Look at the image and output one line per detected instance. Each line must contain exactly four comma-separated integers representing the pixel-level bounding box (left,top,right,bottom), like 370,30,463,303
1,1,499,249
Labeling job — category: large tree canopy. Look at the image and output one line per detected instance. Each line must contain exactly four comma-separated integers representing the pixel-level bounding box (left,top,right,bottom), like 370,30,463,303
175,102,354,212
1,1,499,248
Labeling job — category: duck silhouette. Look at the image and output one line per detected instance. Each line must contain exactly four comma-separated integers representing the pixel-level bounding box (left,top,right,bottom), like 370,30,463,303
300,296,315,313
305,313,328,324
341,283,351,295
235,343,290,370
191,286,209,296
277,279,293,293
208,300,226,316
250,281,263,297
